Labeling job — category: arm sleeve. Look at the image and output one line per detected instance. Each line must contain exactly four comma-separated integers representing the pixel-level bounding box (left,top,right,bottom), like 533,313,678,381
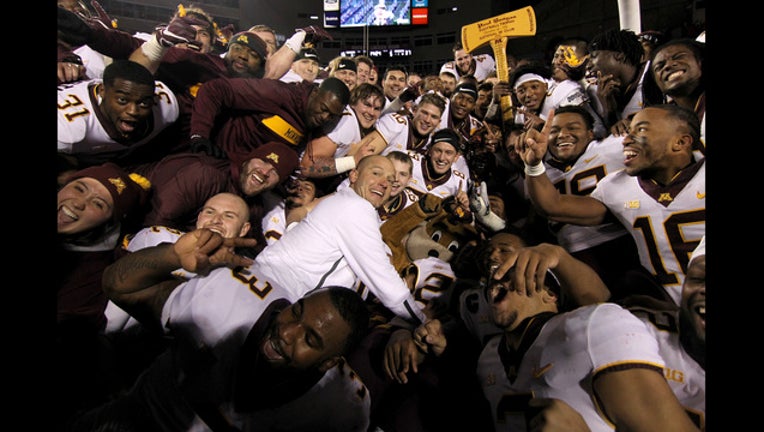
143,161,228,228
335,201,426,324
85,25,143,60
189,77,287,138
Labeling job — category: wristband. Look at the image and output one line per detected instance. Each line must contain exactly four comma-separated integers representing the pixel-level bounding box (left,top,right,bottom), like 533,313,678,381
284,31,307,54
140,37,167,63
335,156,356,173
524,161,546,177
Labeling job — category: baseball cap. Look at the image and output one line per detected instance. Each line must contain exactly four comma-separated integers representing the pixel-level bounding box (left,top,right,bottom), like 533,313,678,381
439,62,458,78
228,31,268,60
452,82,478,101
335,57,357,73
68,162,151,224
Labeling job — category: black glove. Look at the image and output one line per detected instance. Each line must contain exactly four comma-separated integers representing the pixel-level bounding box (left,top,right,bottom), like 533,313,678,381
190,136,227,159
398,83,421,103
58,6,94,46
297,25,334,48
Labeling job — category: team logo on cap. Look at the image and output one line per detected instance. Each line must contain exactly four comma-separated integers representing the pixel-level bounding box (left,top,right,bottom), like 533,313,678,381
234,35,250,44
108,177,127,195
266,152,280,164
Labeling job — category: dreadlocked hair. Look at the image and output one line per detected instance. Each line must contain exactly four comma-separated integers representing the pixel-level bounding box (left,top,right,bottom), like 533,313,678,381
589,28,644,67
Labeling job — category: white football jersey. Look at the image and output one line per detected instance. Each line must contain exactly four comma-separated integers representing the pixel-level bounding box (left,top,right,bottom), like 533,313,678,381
262,201,287,246
626,300,705,428
458,285,504,347
478,303,664,432
590,159,706,304
326,105,363,157
544,135,630,252
58,79,179,161
377,111,426,155
407,151,469,199
440,54,496,82
405,256,456,309
104,225,191,334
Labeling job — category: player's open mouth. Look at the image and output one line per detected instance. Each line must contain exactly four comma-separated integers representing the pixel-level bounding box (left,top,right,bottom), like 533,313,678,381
119,119,137,134
556,142,574,149
262,337,285,361
251,173,264,183
60,206,78,221
623,148,638,162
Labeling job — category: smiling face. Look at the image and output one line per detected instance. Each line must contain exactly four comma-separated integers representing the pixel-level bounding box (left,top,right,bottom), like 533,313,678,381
225,43,265,78
57,177,114,235
99,79,157,142
382,69,407,100
305,90,347,130
651,44,702,98
548,111,594,163
426,141,459,176
351,94,384,130
332,69,357,91
449,91,476,121
454,49,473,75
355,61,371,84
260,292,351,371
349,155,394,209
621,107,681,176
388,157,412,197
195,192,251,238
285,178,318,209
292,58,320,83
238,157,280,196
411,102,443,136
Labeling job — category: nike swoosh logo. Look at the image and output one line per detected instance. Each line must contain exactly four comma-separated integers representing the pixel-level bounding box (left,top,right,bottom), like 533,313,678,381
696,191,706,199
583,156,597,163
532,362,553,378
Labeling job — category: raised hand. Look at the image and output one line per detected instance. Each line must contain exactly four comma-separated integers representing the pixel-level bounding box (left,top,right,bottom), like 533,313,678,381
88,0,117,29
173,228,256,275
297,25,334,48
515,109,554,166
155,14,209,49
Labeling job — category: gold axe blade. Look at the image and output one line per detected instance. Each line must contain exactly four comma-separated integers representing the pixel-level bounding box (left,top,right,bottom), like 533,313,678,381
461,6,537,122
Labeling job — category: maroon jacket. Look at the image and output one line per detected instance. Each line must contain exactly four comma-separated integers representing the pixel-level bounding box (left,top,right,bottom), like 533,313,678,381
57,246,118,332
190,78,318,162
138,152,271,255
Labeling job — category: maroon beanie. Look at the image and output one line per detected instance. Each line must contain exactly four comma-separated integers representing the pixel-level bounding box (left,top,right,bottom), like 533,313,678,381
68,163,152,223
235,142,299,185
228,31,268,60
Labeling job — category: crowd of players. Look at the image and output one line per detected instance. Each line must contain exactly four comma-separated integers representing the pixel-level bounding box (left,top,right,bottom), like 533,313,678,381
56,1,707,431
